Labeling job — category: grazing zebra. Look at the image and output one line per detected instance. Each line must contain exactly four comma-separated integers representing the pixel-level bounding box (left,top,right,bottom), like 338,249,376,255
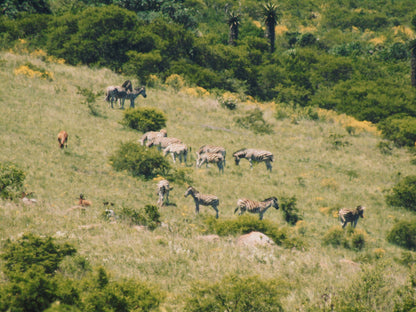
163,143,188,164
196,152,225,173
119,86,147,109
139,129,167,146
146,137,182,150
339,205,365,228
234,197,279,220
197,145,226,166
184,186,219,218
157,179,171,207
233,148,274,172
105,80,133,108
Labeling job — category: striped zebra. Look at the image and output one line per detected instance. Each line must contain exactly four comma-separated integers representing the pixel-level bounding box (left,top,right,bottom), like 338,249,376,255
105,80,132,108
146,136,182,150
233,148,274,172
234,197,279,220
157,179,171,207
139,129,167,146
184,186,219,218
163,143,188,164
338,205,365,228
123,86,147,109
197,145,226,166
196,152,225,173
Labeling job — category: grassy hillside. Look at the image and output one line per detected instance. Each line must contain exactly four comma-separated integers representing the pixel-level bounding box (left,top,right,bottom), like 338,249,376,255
1,50,416,310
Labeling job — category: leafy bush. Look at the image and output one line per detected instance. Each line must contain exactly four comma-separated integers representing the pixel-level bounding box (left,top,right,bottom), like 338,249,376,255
119,204,161,230
385,175,416,211
234,108,273,134
322,226,349,248
387,220,416,250
110,141,170,180
203,215,304,248
378,115,416,147
323,227,366,250
121,107,167,133
0,161,26,200
280,196,302,225
184,274,287,312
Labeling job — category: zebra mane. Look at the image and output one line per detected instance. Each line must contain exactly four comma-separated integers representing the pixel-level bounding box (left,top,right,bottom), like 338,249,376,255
233,148,247,155
263,196,277,202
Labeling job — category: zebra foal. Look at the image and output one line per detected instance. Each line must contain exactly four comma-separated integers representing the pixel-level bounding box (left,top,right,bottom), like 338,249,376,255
184,186,219,218
196,152,225,173
338,205,365,228
139,129,167,146
157,179,171,207
233,148,274,172
234,197,279,220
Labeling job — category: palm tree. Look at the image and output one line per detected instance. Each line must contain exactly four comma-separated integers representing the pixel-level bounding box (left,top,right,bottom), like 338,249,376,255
410,40,416,87
262,2,280,53
227,10,241,46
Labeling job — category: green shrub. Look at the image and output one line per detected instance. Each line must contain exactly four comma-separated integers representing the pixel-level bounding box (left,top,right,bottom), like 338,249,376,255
280,196,302,225
1,233,76,276
322,226,349,248
121,107,167,133
119,204,161,230
110,141,170,180
0,161,26,200
184,274,286,312
234,108,273,134
378,115,416,147
386,175,416,211
387,220,416,250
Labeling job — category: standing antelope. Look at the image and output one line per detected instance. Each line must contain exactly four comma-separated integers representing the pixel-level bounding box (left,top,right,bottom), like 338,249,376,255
234,197,279,220
163,143,188,164
57,130,68,149
339,205,365,228
157,179,171,207
139,129,167,146
233,148,274,172
197,145,226,166
196,152,225,173
184,186,219,218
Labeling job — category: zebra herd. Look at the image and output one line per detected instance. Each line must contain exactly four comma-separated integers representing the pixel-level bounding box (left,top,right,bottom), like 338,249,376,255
105,80,147,109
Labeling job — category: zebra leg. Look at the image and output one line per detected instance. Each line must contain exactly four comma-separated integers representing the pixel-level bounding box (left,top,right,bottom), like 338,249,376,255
234,207,239,214
195,203,200,214
130,99,134,108
266,161,272,172
212,205,219,219
259,213,264,220
249,159,253,169
165,191,169,205
171,153,176,163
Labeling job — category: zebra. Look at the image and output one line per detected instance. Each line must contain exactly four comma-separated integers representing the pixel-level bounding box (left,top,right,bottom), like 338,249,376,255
146,137,182,150
196,152,225,173
157,179,171,207
233,148,274,172
123,86,147,109
105,80,132,108
197,145,226,166
184,186,219,218
234,197,279,220
139,129,167,146
163,143,188,164
338,205,365,228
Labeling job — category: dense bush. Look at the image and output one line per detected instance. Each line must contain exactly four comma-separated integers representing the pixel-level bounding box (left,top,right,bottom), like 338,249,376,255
387,220,416,250
121,107,167,133
119,204,161,230
234,108,273,134
0,161,26,200
0,234,163,312
109,141,170,180
385,175,416,211
280,196,302,225
184,274,287,312
379,115,416,147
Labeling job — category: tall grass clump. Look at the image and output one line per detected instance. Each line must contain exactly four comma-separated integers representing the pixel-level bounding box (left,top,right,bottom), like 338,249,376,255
386,175,416,211
109,141,170,180
121,107,167,132
0,162,26,200
118,204,161,230
184,274,287,312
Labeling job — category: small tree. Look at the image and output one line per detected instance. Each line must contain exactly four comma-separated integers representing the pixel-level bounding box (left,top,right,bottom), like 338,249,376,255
262,2,280,53
386,175,416,211
0,161,26,200
227,10,241,46
387,220,416,250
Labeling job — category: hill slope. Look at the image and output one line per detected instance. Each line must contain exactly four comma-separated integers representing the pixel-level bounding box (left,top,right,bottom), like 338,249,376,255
1,51,416,310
